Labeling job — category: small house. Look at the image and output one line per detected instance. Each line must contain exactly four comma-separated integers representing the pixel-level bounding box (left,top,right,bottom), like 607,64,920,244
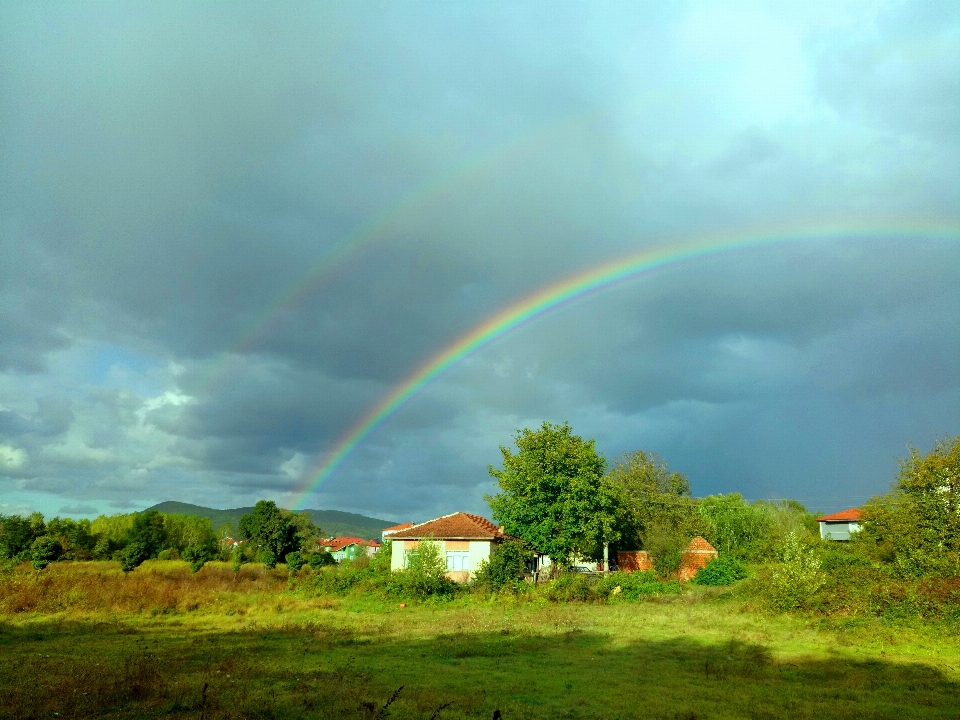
323,536,378,562
817,508,862,541
387,512,511,582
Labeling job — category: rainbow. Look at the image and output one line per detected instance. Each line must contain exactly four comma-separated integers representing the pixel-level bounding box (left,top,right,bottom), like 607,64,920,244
200,112,601,368
290,221,960,508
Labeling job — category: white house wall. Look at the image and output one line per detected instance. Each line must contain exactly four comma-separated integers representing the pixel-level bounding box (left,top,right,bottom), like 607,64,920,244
820,521,862,541
388,538,493,581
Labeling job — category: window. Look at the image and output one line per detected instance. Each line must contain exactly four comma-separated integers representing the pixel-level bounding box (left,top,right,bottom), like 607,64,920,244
446,550,469,571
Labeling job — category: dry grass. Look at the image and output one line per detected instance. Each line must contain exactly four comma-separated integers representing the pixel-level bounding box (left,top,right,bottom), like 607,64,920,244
0,560,290,616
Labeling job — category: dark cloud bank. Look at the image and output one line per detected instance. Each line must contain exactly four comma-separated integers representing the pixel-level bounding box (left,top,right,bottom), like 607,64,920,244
1,2,958,521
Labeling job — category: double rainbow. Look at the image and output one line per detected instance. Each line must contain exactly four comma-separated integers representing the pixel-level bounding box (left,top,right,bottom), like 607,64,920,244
290,221,960,508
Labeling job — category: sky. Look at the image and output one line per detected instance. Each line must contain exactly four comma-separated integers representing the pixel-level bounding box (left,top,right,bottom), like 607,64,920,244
1,1,958,523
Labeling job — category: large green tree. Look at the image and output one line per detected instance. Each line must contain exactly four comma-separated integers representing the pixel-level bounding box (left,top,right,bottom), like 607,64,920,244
238,500,297,564
604,450,706,551
486,422,619,566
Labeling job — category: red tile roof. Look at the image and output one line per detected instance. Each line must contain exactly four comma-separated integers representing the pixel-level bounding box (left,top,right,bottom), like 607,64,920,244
323,536,368,552
387,512,509,540
817,508,862,522
683,536,717,553
382,523,413,532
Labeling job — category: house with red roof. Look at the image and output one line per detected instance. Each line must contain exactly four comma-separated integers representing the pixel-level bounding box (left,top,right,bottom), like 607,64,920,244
386,512,511,582
322,536,380,562
817,508,862,541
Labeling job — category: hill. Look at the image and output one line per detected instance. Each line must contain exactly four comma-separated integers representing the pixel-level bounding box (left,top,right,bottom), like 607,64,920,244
146,501,397,540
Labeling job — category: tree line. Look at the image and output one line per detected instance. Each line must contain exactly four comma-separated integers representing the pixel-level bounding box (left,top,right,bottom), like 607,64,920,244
0,499,335,573
486,421,819,575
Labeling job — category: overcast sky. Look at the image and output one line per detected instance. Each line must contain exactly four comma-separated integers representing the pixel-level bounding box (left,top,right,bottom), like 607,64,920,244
1,1,958,522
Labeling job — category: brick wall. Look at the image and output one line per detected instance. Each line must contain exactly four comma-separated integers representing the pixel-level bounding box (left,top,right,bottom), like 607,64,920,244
678,537,718,581
616,551,653,572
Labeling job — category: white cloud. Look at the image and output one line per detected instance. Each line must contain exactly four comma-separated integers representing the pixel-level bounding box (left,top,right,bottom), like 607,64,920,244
0,444,27,469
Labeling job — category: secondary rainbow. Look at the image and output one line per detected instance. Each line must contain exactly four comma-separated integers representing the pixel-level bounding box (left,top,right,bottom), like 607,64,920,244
198,111,600,371
291,222,960,508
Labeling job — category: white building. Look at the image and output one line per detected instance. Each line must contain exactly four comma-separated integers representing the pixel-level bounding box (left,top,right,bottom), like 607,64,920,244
387,512,511,582
817,508,862,541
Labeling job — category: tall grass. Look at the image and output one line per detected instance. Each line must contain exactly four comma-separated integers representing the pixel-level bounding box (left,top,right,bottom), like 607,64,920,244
0,560,289,615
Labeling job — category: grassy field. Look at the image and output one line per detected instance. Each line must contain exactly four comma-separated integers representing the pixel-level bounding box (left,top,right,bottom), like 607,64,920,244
2,561,959,719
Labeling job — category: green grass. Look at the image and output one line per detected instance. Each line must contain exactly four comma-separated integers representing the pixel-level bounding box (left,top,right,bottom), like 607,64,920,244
2,562,960,719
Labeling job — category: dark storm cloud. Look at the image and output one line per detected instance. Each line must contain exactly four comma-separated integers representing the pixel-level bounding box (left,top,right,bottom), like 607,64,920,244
0,2,957,518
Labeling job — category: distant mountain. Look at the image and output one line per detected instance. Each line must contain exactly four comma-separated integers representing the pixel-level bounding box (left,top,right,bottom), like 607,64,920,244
146,501,397,540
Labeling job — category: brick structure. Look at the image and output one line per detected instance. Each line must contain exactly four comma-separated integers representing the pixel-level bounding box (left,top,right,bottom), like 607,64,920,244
678,536,718,581
616,550,653,572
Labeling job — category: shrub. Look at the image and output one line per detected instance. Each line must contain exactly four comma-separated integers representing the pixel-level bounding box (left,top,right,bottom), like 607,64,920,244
596,570,682,600
156,548,180,561
766,532,825,611
473,539,534,590
692,556,748,586
546,572,595,602
285,551,304,574
308,550,335,569
389,539,457,599
118,541,149,572
231,547,244,576
182,541,217,572
258,549,277,569
30,536,62,570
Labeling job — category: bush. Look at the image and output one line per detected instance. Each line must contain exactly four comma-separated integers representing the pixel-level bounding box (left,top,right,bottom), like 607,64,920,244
596,570,682,600
766,532,826,611
156,548,180,561
389,539,456,599
692,556,748,586
182,541,217,573
118,541,149,572
308,550,336,569
30,536,62,570
473,540,534,590
546,572,595,602
285,551,304,574
258,549,277,569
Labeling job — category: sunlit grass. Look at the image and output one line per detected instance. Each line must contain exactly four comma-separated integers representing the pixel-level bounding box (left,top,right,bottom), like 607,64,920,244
2,561,959,719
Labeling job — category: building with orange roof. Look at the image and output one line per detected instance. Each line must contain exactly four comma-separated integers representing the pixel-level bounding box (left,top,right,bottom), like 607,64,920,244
322,536,380,562
817,508,862,541
387,512,512,582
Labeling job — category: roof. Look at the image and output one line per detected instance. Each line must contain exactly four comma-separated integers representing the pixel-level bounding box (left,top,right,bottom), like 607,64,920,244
683,536,717,553
817,508,862,522
323,536,368,552
382,523,413,532
387,512,510,540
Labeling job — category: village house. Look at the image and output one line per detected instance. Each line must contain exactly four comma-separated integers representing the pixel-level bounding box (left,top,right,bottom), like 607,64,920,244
387,512,511,582
817,508,862,541
323,536,380,562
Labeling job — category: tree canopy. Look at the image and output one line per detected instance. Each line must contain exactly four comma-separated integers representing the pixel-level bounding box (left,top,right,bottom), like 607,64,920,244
859,435,960,577
486,421,619,565
603,450,704,551
238,500,297,564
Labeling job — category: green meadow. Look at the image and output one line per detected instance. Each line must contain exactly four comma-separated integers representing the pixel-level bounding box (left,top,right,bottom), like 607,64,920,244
2,560,959,720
